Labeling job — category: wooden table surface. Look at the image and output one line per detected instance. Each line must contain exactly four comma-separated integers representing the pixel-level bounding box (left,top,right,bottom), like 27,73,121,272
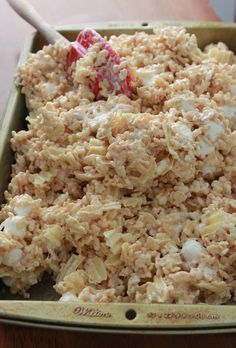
2,325,236,348
0,0,233,347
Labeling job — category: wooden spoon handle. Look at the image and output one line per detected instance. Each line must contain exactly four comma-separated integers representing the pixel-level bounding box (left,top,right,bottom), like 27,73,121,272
6,0,68,44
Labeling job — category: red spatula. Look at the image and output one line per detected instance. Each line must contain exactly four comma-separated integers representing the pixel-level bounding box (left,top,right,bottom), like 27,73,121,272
67,28,132,96
6,0,132,98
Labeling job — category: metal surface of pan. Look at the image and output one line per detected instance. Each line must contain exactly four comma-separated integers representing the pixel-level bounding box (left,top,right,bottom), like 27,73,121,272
0,21,236,334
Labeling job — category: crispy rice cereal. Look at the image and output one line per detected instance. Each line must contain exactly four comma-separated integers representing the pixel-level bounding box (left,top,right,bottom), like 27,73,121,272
1,27,236,304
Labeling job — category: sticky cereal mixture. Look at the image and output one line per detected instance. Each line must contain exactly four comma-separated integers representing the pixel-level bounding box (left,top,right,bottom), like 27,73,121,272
1,27,236,304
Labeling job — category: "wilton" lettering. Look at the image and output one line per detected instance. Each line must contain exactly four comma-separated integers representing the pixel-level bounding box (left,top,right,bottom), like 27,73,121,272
73,306,112,318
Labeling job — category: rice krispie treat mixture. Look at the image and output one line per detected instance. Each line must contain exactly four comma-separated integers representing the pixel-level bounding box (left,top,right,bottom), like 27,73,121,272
1,26,236,304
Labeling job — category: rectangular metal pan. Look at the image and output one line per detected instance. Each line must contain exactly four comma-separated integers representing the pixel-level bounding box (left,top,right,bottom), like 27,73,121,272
0,21,236,334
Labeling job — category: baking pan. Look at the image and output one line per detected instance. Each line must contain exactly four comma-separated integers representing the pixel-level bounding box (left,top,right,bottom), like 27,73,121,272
1,21,236,334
